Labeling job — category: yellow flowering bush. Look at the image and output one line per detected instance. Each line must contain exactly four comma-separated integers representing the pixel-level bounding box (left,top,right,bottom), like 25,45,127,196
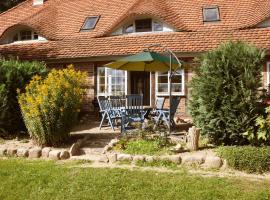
18,66,87,146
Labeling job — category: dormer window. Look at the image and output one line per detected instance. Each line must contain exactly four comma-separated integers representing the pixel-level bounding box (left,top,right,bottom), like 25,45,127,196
12,30,40,42
81,16,100,31
135,19,152,32
203,6,220,22
122,18,165,34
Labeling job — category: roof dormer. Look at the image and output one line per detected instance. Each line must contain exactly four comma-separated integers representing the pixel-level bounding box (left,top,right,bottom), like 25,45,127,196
111,17,175,36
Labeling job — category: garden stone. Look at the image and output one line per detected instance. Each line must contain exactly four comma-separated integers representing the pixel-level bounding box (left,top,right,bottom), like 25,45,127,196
42,147,51,158
0,148,7,156
28,147,42,158
132,155,145,163
49,150,61,160
70,143,81,156
103,145,112,153
220,159,228,171
160,155,181,164
107,153,117,163
117,154,133,162
60,150,70,160
17,148,29,157
109,138,119,146
7,148,17,156
98,155,109,163
182,155,205,166
203,156,222,169
145,156,155,163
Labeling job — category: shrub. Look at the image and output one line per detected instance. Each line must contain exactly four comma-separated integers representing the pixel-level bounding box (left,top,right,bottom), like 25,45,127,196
245,106,270,145
189,41,264,145
216,146,270,174
18,66,87,146
0,59,47,136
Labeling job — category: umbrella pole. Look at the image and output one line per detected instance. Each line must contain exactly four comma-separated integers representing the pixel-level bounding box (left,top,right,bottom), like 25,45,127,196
169,53,172,136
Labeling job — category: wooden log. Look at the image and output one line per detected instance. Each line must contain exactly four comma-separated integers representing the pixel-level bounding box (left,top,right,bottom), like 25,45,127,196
187,126,200,151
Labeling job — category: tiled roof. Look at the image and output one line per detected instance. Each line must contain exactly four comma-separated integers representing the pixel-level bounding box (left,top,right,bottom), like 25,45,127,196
1,0,270,60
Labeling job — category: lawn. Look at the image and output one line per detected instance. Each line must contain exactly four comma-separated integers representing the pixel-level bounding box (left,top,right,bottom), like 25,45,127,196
0,159,270,200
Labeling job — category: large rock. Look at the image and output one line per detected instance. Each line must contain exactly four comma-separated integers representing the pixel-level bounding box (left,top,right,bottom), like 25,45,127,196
103,145,112,153
117,154,133,162
109,138,119,147
98,155,109,163
60,150,70,160
107,153,117,163
182,155,205,166
0,148,7,156
7,148,17,156
42,147,51,158
203,156,222,169
49,150,61,160
17,148,29,157
159,155,181,164
133,155,145,163
145,156,155,163
28,147,42,158
69,143,81,156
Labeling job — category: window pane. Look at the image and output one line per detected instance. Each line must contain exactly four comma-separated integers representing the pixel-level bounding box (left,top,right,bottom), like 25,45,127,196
171,84,182,92
98,68,105,76
20,31,32,41
99,77,105,84
33,32,39,40
124,24,134,34
171,75,182,83
203,7,220,22
158,75,168,83
13,34,18,42
158,84,168,93
153,21,163,31
135,19,152,32
99,85,105,93
82,16,99,30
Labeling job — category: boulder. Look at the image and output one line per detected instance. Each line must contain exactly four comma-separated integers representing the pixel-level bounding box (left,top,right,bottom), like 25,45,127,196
49,150,61,160
103,145,112,153
28,147,42,158
17,148,29,157
182,155,205,166
133,155,145,163
145,156,155,163
159,155,181,164
117,154,133,162
203,156,222,169
69,143,81,156
109,138,119,146
41,147,51,158
0,148,7,156
7,148,17,156
107,153,117,163
98,155,109,163
60,150,70,160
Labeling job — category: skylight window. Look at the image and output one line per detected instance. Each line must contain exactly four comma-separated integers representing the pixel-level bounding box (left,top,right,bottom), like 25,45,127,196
203,6,220,22
81,16,100,31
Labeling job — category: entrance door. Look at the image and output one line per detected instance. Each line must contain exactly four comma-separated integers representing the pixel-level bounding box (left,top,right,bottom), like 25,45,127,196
130,71,150,105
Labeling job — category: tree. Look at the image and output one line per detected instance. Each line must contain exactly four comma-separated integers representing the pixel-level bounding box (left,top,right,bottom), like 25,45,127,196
0,0,25,13
189,41,265,145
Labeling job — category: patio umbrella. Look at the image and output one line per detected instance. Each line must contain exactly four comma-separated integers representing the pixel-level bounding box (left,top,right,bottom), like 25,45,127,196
104,50,182,135
105,51,180,72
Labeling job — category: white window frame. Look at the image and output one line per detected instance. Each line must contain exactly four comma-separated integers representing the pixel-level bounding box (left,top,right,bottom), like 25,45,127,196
12,30,45,44
97,67,128,96
122,19,164,34
267,62,270,86
155,70,185,96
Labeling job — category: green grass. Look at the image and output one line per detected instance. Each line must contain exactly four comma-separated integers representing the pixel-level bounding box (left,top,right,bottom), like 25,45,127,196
135,160,178,170
122,139,171,155
0,159,270,200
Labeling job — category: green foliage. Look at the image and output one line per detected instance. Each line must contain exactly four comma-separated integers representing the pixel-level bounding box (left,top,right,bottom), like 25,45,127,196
135,159,178,169
0,0,25,13
245,106,270,145
18,66,87,146
122,138,172,155
217,146,270,174
189,41,264,145
0,59,47,136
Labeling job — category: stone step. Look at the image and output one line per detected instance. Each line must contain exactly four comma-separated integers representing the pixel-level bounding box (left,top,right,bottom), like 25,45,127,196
81,147,104,155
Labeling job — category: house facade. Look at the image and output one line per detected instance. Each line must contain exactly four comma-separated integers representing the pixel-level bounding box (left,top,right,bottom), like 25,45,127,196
1,0,270,117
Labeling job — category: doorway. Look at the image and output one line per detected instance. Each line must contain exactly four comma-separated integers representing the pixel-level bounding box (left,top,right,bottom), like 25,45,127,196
130,71,150,105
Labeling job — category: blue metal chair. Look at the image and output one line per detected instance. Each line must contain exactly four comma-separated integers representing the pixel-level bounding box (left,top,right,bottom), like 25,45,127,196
97,96,119,131
153,97,181,130
152,97,165,117
109,95,125,117
121,94,145,133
